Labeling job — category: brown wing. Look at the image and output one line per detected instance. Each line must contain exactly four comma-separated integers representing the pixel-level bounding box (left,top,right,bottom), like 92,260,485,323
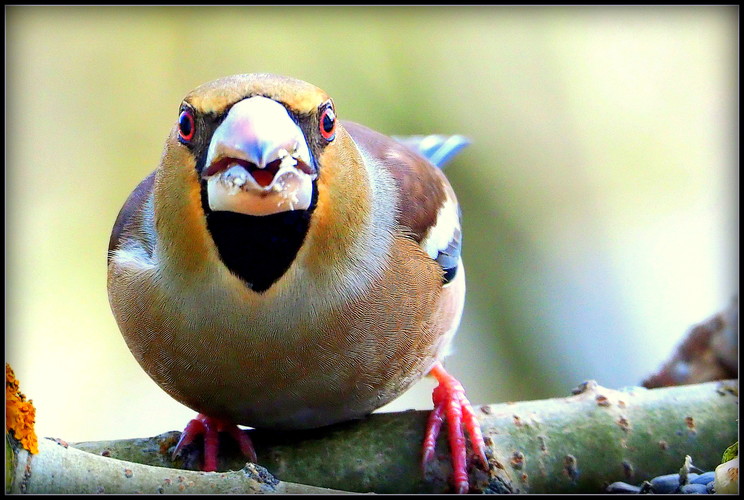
107,170,156,263
343,121,462,283
343,121,450,244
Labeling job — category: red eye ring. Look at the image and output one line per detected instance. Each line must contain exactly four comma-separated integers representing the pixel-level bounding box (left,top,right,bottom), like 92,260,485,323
319,102,336,141
178,109,195,143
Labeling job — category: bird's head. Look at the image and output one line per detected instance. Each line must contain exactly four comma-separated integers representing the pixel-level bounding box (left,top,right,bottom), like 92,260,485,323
153,74,372,293
169,73,340,216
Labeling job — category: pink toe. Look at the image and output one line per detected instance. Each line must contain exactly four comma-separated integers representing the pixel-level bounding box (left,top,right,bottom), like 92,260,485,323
174,414,256,472
424,363,486,493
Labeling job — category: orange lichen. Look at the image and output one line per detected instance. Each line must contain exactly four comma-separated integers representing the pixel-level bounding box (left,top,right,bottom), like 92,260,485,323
5,363,38,454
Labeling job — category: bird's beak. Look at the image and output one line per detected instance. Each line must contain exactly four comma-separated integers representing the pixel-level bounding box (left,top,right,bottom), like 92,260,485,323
202,96,316,216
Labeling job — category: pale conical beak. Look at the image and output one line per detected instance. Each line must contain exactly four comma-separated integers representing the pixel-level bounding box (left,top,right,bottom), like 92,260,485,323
202,96,316,216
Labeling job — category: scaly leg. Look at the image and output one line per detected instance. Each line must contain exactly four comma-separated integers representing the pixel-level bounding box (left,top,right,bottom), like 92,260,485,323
173,413,257,471
422,363,487,493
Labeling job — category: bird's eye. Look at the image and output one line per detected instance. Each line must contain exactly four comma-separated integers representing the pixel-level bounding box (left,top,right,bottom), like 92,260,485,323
178,109,195,143
319,101,336,141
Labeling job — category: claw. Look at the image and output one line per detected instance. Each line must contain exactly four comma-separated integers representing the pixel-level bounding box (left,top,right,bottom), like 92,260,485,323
173,413,256,471
422,363,487,493
422,402,445,468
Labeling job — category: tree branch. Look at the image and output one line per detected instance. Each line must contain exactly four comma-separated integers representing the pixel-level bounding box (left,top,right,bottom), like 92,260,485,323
5,433,348,494
7,379,738,494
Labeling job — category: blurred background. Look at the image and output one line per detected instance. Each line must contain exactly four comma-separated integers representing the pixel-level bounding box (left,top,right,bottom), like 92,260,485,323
6,6,738,443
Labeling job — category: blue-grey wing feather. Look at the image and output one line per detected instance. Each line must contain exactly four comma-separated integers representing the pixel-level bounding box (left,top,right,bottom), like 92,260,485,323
436,222,461,284
393,134,470,168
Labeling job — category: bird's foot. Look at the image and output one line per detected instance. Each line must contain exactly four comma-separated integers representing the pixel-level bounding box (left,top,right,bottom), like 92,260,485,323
422,363,487,494
173,413,256,471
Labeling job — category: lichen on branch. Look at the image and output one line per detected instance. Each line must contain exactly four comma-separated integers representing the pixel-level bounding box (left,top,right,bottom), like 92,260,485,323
5,363,38,455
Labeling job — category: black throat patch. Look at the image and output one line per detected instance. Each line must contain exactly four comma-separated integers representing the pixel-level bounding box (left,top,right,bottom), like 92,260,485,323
202,183,317,293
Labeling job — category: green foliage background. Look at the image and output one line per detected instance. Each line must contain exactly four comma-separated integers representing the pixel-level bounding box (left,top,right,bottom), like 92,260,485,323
5,6,737,443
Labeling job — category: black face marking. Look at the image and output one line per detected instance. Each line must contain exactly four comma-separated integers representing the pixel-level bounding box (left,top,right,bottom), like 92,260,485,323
201,181,318,293
178,104,225,171
184,95,334,177
288,103,336,165
184,94,335,292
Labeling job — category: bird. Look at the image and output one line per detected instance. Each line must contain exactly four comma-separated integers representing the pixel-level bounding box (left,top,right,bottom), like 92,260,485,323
107,73,486,493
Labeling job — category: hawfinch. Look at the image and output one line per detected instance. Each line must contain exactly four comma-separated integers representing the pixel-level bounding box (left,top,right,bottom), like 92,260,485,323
107,73,486,493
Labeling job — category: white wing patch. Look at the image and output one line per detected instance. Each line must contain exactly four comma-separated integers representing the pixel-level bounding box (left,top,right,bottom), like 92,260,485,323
420,190,460,260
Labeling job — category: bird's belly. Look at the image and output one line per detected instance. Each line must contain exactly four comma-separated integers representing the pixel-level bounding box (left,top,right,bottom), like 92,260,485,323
128,312,437,429
113,280,453,430
109,238,461,430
